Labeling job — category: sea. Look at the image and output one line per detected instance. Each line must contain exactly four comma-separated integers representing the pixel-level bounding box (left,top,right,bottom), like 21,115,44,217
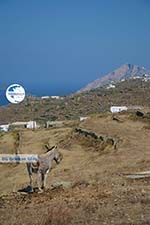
0,90,8,106
0,85,78,106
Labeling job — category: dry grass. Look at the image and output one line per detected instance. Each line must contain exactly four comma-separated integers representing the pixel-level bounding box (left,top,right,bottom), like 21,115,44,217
0,114,150,224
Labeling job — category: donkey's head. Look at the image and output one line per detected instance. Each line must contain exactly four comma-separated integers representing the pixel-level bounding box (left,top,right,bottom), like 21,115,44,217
53,146,63,164
45,144,63,164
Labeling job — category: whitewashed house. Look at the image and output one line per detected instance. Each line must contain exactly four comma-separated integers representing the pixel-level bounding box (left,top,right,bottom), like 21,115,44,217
80,116,89,122
46,121,64,128
51,96,60,99
133,76,141,79
121,79,125,82
41,96,50,99
143,74,150,82
26,121,37,129
11,122,28,127
0,124,9,132
51,96,64,100
110,106,128,113
11,121,37,129
106,84,116,89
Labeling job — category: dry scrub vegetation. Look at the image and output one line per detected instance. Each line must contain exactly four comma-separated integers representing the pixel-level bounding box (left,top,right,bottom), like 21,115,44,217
0,79,150,124
0,113,150,225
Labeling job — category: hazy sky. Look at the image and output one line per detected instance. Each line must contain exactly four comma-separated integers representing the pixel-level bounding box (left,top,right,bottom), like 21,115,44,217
0,0,150,95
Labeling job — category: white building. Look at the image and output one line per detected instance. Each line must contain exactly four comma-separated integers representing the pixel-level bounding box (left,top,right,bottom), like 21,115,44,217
121,79,125,82
0,124,9,132
51,96,60,99
0,121,37,131
106,84,116,89
26,121,37,129
133,76,141,79
51,96,64,100
41,96,64,100
110,106,128,113
11,121,37,129
46,121,64,128
143,76,150,82
11,122,28,126
41,96,50,99
80,117,89,122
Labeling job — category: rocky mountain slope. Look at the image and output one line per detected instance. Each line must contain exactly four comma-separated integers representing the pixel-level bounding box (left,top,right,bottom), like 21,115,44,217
77,64,150,93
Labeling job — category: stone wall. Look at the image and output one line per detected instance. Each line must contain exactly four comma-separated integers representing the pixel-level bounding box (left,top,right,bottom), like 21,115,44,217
74,128,120,151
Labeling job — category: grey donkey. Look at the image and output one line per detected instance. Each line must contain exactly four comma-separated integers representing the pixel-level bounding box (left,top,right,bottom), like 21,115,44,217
26,145,62,192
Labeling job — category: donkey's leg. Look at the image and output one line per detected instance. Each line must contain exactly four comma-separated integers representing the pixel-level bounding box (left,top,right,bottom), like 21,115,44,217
42,173,49,190
41,173,46,190
26,163,33,192
37,172,43,192
44,173,48,189
29,174,32,186
29,174,34,192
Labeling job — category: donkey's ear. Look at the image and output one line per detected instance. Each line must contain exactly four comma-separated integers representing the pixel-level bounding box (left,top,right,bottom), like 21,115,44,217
45,144,50,150
51,145,56,150
45,144,54,152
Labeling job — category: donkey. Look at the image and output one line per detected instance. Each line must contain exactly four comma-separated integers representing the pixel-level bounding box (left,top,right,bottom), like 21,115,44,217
26,145,62,192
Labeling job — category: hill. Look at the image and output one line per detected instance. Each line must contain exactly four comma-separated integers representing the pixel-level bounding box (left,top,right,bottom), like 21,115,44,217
0,79,150,124
77,64,150,93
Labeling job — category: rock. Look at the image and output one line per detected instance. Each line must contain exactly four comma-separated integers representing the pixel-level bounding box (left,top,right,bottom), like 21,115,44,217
75,127,120,150
136,111,144,117
51,181,72,189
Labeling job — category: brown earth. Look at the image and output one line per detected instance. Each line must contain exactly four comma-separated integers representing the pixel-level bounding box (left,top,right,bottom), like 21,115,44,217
0,113,150,225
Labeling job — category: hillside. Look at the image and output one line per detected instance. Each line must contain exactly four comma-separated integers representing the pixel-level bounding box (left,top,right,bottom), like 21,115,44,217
77,64,150,93
1,113,150,224
0,79,150,124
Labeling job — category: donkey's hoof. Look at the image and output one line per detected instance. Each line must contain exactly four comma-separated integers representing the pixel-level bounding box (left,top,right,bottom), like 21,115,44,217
18,185,33,193
37,188,44,193
28,186,34,193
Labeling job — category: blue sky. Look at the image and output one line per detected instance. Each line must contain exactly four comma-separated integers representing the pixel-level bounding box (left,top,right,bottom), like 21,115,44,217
0,0,150,96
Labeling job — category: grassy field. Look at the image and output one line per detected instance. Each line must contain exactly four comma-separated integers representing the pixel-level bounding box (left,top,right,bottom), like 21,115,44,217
0,113,150,225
